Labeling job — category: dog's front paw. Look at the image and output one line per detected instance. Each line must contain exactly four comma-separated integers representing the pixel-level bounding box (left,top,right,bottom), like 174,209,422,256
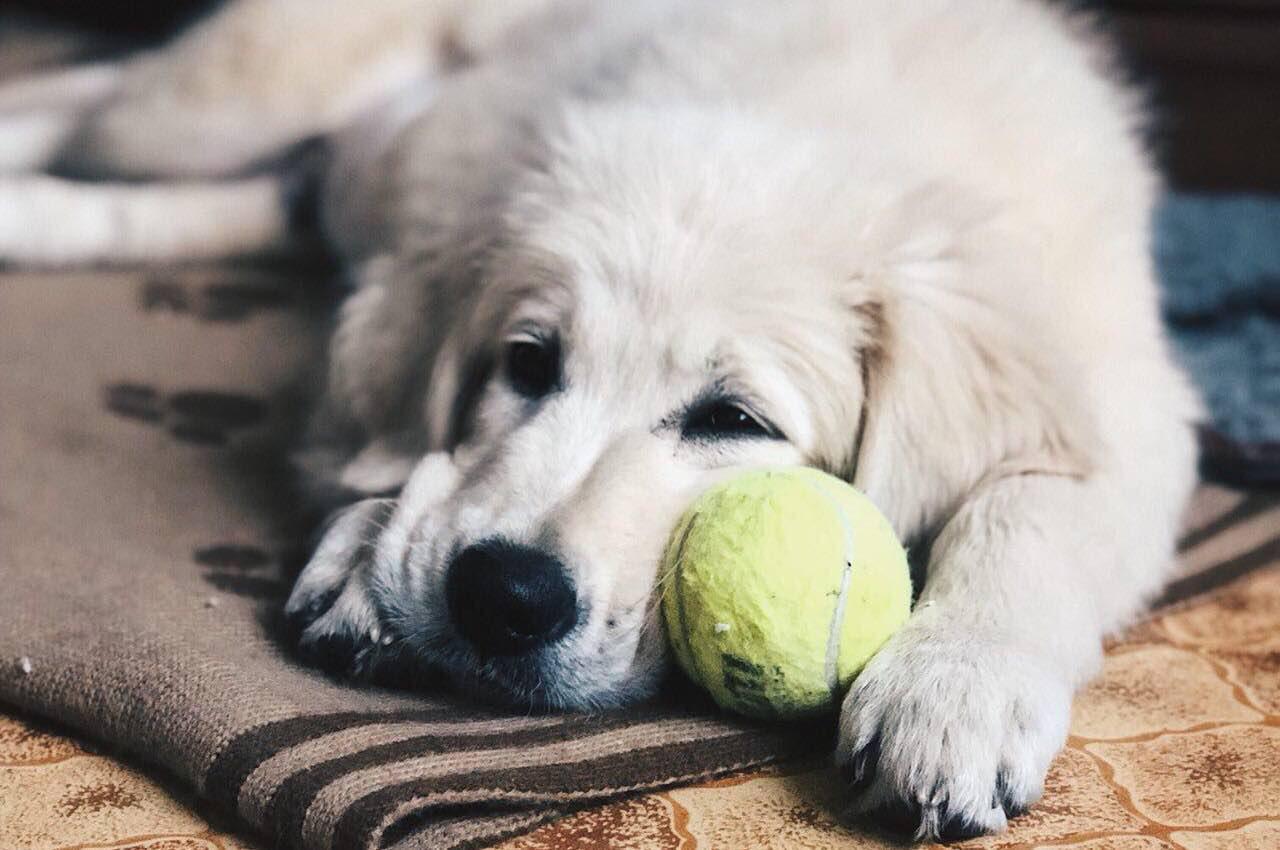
836,616,1071,841
284,498,397,677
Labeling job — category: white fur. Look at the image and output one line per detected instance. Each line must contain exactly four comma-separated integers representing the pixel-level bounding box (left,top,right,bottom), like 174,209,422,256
0,174,290,266
3,0,1199,839
0,63,123,172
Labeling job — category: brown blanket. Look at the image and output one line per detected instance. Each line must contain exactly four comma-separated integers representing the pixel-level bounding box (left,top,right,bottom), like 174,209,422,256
1,265,1277,850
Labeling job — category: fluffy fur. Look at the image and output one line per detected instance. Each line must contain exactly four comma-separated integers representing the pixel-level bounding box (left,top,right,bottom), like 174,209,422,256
0,0,1199,839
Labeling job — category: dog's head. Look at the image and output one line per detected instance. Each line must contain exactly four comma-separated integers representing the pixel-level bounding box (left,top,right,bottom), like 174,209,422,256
295,102,1088,709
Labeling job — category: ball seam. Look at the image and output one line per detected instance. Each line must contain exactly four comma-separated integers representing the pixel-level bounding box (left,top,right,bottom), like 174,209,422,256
796,475,857,699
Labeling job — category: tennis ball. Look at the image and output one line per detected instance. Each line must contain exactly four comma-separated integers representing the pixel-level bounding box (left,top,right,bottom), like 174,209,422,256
662,467,911,720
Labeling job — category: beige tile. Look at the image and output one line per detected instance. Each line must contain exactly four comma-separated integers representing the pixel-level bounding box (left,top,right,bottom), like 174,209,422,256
1071,646,1260,740
1206,647,1280,715
0,756,209,850
1087,726,1280,827
1158,570,1280,651
1029,837,1174,850
960,748,1146,849
495,795,682,850
665,766,893,849
1171,819,1280,850
0,714,86,765
66,838,224,850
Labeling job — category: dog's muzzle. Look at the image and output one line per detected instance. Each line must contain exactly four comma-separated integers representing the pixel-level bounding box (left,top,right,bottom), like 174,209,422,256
445,538,578,656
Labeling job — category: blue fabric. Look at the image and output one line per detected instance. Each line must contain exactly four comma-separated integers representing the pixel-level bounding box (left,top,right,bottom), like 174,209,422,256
1155,194,1280,447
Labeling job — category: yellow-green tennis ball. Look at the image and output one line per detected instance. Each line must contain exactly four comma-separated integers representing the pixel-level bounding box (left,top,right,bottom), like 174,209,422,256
662,467,912,720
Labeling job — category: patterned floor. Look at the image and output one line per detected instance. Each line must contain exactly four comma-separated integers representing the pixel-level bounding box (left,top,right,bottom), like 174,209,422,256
4,564,1276,850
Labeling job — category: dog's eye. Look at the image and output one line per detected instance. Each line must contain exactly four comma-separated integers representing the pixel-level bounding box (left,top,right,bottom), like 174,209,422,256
504,337,560,398
683,399,777,440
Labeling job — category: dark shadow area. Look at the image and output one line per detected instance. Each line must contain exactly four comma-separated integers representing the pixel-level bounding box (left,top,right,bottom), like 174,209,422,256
7,0,224,40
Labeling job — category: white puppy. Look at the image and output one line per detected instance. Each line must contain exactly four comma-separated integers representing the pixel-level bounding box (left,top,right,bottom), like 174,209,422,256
0,0,1199,840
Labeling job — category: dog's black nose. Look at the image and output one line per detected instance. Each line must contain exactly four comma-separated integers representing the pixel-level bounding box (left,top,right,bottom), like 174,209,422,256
446,540,578,655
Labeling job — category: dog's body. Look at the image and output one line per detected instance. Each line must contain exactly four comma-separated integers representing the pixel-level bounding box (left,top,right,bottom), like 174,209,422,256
0,0,1200,840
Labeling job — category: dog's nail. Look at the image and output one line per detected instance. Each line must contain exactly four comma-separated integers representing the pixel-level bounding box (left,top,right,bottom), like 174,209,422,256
996,771,1029,817
843,735,880,793
938,810,991,842
868,798,924,837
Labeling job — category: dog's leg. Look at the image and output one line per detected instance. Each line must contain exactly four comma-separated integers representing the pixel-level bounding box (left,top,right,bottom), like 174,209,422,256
0,110,82,174
287,453,461,675
0,63,124,173
836,458,1193,839
0,174,293,266
45,0,560,181
0,62,123,113
286,498,398,675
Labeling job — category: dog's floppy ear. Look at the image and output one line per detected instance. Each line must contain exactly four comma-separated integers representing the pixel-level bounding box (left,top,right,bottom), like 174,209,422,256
424,322,497,451
299,251,470,505
845,184,1099,539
